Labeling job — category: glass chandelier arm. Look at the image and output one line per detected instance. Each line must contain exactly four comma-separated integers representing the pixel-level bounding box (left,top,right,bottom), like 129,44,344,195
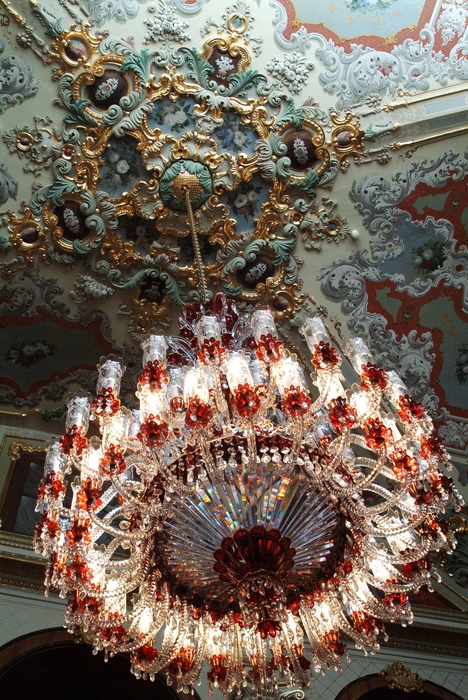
86,508,159,541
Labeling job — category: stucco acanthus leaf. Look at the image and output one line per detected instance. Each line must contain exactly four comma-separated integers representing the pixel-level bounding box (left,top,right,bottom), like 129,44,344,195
0,40,40,115
82,0,141,27
0,163,18,205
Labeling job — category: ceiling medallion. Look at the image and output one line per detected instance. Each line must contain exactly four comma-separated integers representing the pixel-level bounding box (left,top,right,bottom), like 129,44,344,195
35,276,462,694
9,13,362,332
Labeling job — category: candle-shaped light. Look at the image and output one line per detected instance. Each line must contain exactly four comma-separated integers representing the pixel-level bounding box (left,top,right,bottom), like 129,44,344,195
301,316,330,351
224,352,253,392
184,367,209,404
141,335,166,366
251,308,277,341
65,392,91,431
345,337,374,374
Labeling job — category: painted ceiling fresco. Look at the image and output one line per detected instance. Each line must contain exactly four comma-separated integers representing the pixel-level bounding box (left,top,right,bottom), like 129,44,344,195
0,0,468,590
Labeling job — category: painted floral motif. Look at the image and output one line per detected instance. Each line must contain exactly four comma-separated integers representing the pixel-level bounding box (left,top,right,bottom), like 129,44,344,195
266,52,314,94
95,78,119,102
99,137,144,196
344,0,396,12
216,113,254,154
5,340,56,367
245,262,268,285
456,342,468,385
413,240,448,277
226,182,263,222
150,97,193,133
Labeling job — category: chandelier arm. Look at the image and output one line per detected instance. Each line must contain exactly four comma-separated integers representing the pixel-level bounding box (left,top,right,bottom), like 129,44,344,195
86,508,159,542
349,510,430,536
339,578,412,622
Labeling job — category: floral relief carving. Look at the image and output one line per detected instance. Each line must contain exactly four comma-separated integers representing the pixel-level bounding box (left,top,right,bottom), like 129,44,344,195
266,52,314,95
437,0,468,46
144,0,191,46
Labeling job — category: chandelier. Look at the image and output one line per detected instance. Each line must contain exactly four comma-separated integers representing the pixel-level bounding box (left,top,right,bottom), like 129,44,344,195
34,277,463,695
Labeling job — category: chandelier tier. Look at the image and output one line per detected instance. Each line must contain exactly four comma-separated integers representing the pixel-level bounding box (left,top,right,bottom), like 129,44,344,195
35,293,462,696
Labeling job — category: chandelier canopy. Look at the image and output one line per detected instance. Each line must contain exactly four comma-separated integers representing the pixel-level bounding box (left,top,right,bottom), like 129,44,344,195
35,293,462,696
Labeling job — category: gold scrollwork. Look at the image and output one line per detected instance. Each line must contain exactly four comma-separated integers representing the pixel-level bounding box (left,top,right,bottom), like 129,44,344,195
8,207,47,262
51,23,102,77
380,662,424,693
329,109,365,168
43,193,100,253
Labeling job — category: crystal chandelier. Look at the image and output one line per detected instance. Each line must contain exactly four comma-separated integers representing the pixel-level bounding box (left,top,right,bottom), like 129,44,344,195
34,291,464,695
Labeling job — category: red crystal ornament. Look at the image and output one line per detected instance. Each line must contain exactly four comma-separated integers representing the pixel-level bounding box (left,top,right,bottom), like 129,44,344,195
66,554,92,583
361,363,388,390
364,418,392,450
138,415,169,448
185,397,213,429
232,383,261,418
90,387,120,419
255,334,284,363
167,646,195,676
138,360,168,391
420,430,446,460
198,337,225,364
207,654,228,685
312,341,339,370
100,444,127,475
328,397,357,433
133,645,158,664
323,629,346,657
398,394,426,422
37,470,66,502
213,526,295,586
281,386,311,418
389,451,419,479
77,477,102,511
59,424,87,456
66,517,91,546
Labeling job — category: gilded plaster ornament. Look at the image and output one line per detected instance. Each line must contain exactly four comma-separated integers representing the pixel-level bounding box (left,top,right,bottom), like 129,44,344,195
380,662,424,693
8,12,364,332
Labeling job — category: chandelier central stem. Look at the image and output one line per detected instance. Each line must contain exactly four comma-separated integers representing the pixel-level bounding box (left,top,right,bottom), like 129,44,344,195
184,186,208,303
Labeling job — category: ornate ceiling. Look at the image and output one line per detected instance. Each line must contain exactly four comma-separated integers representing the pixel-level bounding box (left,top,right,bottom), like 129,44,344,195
0,0,467,578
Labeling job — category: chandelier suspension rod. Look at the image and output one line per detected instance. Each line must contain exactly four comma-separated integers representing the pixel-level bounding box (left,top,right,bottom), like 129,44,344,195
184,187,209,303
